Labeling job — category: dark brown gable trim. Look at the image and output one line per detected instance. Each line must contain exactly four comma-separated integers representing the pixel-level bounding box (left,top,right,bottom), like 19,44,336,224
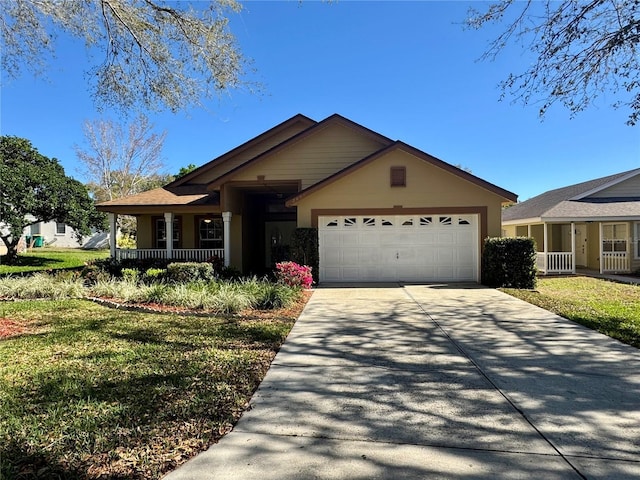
311,206,489,251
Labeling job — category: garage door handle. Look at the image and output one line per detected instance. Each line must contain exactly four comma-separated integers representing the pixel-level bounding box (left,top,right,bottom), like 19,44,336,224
396,252,399,259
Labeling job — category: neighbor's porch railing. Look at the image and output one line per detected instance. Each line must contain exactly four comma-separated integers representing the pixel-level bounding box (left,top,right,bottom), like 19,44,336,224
536,252,574,274
601,252,630,273
116,248,224,262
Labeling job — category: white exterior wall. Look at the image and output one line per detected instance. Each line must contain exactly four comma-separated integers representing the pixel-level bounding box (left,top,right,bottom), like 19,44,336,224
23,220,108,249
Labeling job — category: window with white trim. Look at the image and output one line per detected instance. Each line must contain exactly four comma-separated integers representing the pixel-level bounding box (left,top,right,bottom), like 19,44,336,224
198,217,222,249
602,223,628,252
635,223,640,259
155,218,180,249
56,222,66,235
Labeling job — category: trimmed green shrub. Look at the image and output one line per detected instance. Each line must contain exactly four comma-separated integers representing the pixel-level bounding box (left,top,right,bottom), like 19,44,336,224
290,228,319,283
166,262,215,283
143,268,166,284
121,268,139,283
482,237,537,289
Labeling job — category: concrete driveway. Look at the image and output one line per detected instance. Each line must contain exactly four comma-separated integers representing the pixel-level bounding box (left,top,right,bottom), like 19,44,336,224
164,284,640,479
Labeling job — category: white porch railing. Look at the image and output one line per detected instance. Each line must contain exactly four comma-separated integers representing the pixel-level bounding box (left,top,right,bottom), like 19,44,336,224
536,252,574,274
601,252,629,273
116,248,224,262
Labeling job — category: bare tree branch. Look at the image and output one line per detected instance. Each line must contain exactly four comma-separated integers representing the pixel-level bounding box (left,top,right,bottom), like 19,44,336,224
467,0,640,125
1,0,251,113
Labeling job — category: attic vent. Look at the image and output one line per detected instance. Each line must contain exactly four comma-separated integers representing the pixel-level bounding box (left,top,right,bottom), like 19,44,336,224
390,166,406,187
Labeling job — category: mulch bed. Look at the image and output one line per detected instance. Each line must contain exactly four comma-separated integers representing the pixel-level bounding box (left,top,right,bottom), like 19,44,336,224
0,318,30,339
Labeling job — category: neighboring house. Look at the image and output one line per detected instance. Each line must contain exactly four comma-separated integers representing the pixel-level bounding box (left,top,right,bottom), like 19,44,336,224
96,114,516,283
22,219,107,250
0,220,108,256
502,168,640,275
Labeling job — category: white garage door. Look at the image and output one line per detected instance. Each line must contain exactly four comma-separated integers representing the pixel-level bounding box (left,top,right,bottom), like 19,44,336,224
319,214,479,283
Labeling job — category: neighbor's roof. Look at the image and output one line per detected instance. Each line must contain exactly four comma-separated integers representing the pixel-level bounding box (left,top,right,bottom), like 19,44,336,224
503,168,640,223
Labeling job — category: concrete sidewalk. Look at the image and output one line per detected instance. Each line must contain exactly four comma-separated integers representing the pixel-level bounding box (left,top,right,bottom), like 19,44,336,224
164,285,640,479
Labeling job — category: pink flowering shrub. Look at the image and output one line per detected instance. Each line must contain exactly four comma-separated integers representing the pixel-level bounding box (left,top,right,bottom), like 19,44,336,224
275,261,313,289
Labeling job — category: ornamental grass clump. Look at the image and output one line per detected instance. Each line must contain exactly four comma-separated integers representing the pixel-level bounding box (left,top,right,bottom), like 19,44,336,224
0,272,84,300
240,277,300,309
275,261,313,289
90,278,149,303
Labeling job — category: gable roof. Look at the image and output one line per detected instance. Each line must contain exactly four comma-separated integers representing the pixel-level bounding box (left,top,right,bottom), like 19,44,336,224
503,168,640,223
168,114,317,187
286,141,517,205
96,185,219,213
206,113,394,190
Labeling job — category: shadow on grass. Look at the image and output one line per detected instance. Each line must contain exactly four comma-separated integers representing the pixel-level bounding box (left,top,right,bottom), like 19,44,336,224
0,309,288,479
3,255,64,267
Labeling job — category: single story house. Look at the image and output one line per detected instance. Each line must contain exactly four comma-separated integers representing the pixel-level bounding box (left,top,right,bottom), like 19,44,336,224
96,114,516,283
502,168,640,275
0,219,108,255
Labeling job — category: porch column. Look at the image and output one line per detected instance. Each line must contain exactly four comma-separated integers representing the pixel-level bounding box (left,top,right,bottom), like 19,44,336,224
222,211,232,267
599,222,604,274
543,222,548,273
527,224,532,237
164,212,174,259
108,213,117,258
571,222,576,274
222,212,232,267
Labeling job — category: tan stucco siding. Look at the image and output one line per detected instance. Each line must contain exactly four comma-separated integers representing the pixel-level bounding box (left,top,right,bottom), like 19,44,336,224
182,215,195,249
137,215,153,249
587,222,600,269
227,124,387,189
503,225,517,237
188,122,312,185
515,225,528,237
294,150,506,237
589,175,640,198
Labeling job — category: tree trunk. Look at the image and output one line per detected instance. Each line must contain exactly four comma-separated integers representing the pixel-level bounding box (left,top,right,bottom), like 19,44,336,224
1,235,19,265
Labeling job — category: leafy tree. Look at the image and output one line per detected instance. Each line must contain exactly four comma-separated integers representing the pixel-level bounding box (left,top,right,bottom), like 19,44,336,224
0,136,106,264
175,163,198,179
467,0,640,125
1,0,248,112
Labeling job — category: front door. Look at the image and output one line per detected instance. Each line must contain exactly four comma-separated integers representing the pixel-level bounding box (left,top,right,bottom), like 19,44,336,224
242,193,297,275
575,223,588,267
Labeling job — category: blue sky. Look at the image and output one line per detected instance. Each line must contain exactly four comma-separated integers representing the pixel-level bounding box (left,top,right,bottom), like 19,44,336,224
1,1,638,201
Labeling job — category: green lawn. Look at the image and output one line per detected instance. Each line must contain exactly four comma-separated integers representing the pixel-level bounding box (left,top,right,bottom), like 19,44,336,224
0,297,302,479
502,276,640,348
0,248,109,274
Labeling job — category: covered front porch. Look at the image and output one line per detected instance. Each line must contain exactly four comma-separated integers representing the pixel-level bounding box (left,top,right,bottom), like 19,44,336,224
512,221,635,275
103,180,300,275
107,211,232,266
